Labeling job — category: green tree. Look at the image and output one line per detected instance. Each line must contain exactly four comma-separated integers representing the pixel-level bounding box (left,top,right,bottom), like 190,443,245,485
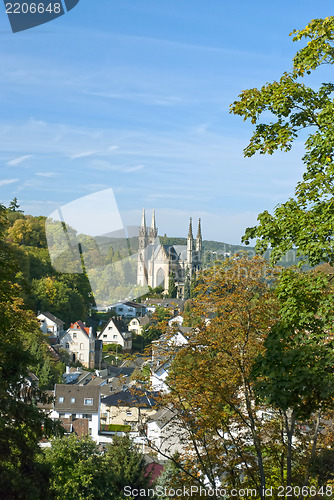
253,268,334,487
8,197,23,213
44,434,152,500
0,204,60,499
167,273,177,298
103,435,153,498
151,257,334,496
230,17,334,266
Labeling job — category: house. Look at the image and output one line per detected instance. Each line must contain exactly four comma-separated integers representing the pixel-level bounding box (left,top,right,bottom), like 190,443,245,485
97,317,132,351
109,301,147,318
144,298,185,315
168,315,184,327
150,359,171,393
151,327,191,365
128,316,150,336
146,407,188,461
150,327,191,392
100,389,157,435
53,384,100,440
37,312,65,343
60,321,102,369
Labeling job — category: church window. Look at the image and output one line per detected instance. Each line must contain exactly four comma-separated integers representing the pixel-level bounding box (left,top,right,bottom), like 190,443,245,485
156,268,165,287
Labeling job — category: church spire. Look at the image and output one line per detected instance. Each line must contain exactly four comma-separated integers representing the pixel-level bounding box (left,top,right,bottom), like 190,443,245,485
151,209,156,231
188,217,193,239
148,209,158,245
141,208,146,229
187,217,194,266
196,218,202,252
139,208,147,249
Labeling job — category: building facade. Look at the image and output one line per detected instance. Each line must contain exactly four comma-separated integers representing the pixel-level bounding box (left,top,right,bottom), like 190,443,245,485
137,210,202,298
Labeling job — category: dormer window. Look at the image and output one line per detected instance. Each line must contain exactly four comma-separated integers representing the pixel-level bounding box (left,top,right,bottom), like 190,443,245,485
71,398,76,404
58,397,64,403
84,398,93,406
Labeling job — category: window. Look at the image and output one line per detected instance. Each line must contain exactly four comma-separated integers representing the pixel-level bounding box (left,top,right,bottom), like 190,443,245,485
73,332,77,338
80,343,84,350
113,335,117,339
79,354,84,360
126,410,132,416
108,326,113,330
84,398,93,406
65,343,69,349
82,414,92,421
103,334,107,338
71,398,76,404
58,397,64,403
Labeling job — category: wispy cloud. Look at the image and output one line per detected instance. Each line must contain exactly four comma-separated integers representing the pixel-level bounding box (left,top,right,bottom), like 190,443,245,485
69,151,98,160
7,155,33,166
0,178,19,187
35,172,56,178
124,165,144,173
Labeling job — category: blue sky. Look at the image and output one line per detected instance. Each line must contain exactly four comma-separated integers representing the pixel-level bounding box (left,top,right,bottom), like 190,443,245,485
0,0,333,243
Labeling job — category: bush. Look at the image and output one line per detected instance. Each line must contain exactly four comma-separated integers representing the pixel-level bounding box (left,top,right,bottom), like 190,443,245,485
102,343,122,353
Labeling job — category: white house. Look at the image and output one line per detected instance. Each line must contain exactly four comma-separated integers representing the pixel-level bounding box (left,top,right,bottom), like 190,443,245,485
128,316,150,336
53,384,100,441
98,317,132,351
146,407,188,461
150,327,191,392
60,321,102,369
37,312,65,342
168,315,184,327
109,301,147,319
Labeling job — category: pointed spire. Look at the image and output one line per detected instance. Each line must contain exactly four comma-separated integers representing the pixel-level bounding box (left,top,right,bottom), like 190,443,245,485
188,217,193,239
141,208,146,228
197,218,202,240
196,218,202,253
151,209,156,231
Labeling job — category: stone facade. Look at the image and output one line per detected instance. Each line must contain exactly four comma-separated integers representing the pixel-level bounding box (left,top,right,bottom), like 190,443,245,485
137,210,202,298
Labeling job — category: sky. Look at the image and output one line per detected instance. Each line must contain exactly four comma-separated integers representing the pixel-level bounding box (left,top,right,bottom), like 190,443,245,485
0,0,333,244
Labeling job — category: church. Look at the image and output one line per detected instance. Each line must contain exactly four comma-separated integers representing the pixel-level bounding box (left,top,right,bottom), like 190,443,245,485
137,209,202,298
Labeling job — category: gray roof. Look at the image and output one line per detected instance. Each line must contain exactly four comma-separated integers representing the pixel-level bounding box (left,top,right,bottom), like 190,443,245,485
54,384,100,413
99,317,128,338
102,389,158,408
40,312,64,326
150,407,176,429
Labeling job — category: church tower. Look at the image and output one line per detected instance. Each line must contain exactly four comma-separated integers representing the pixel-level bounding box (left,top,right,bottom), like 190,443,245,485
138,208,148,250
195,218,202,269
148,209,158,245
137,209,148,287
187,217,194,270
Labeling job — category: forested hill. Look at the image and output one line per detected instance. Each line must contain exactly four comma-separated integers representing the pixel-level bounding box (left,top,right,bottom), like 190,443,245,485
5,208,301,328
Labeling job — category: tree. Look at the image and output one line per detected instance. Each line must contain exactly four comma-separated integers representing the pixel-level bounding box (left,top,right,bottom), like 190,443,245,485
252,268,334,487
230,17,334,266
142,306,172,346
8,197,23,213
0,204,60,499
153,257,279,498
149,257,334,496
44,434,152,500
168,273,177,298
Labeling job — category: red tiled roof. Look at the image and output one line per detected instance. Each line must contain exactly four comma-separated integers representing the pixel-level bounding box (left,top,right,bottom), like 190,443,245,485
69,321,90,336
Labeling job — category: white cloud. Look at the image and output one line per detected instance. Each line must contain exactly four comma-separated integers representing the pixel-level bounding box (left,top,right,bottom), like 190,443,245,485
35,172,56,177
69,151,98,160
7,155,33,166
0,178,19,187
